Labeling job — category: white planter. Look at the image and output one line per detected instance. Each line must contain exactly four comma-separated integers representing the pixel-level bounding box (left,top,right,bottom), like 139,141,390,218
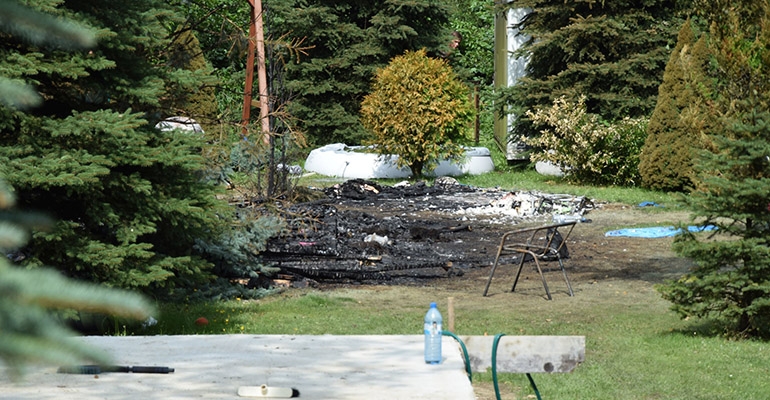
535,160,565,177
304,143,494,179
155,116,204,133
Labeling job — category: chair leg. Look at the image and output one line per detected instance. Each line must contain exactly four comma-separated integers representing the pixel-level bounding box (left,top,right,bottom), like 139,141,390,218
532,259,552,300
558,257,574,296
512,251,551,298
483,248,505,296
510,255,527,294
483,263,498,297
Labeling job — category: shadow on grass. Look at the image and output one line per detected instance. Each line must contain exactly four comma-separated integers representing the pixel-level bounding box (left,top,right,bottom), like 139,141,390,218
664,317,770,341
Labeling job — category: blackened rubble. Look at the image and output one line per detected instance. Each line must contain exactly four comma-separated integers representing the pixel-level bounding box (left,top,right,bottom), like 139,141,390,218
261,178,595,285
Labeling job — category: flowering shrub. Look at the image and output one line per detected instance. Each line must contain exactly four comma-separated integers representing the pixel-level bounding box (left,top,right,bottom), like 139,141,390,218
524,95,647,186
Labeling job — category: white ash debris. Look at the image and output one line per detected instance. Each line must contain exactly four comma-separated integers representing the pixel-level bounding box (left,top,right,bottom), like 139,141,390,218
364,233,391,246
321,178,595,225
456,190,594,223
433,176,462,189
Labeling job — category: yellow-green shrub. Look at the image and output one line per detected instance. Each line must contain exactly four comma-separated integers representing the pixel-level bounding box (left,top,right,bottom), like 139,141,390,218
360,49,474,178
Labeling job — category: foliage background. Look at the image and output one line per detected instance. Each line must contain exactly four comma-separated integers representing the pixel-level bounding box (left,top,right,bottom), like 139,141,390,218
525,95,647,186
496,0,691,142
0,0,230,293
0,0,153,375
660,0,770,338
268,0,454,146
638,19,713,192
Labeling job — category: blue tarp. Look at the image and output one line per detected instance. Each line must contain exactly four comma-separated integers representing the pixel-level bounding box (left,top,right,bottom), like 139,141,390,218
605,225,717,238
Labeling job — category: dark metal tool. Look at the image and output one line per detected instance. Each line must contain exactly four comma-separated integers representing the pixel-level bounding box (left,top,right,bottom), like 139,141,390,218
57,365,175,374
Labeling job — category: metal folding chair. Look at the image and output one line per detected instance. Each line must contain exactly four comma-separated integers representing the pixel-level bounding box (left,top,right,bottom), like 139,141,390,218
483,221,576,300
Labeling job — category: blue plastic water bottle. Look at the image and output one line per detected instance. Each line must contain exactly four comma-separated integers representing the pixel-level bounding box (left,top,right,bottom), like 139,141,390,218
424,302,442,364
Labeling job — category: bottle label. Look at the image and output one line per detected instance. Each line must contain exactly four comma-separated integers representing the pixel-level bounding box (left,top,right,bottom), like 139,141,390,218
424,321,442,336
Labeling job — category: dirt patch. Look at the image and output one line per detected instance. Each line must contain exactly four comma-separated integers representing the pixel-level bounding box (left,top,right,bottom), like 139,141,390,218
262,179,695,293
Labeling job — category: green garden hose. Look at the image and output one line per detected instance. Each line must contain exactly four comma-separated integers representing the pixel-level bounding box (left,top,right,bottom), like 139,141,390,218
492,333,542,400
526,373,542,400
443,332,542,400
491,333,505,400
442,331,472,382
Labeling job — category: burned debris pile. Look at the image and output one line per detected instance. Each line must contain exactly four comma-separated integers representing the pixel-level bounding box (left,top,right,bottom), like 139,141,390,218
260,201,467,283
261,179,595,284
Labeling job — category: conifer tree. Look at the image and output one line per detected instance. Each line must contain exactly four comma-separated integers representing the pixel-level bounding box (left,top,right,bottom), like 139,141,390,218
658,0,770,337
0,180,152,376
165,28,219,133
361,49,474,178
167,1,455,146
266,0,453,145
0,0,152,376
0,0,230,292
497,0,691,140
638,19,714,191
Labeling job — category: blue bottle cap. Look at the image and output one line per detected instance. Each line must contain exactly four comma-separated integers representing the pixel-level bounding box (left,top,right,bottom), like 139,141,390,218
430,302,437,308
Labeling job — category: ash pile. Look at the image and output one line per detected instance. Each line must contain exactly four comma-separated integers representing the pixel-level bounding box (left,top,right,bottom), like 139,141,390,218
261,178,595,285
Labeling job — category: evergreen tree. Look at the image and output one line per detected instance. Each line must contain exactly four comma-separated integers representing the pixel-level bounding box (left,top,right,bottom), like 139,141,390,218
192,208,284,299
165,1,456,146
361,49,474,178
0,180,152,376
0,0,230,293
638,19,714,191
447,0,495,85
0,0,152,376
165,27,219,133
497,0,691,140
267,0,453,145
658,0,770,337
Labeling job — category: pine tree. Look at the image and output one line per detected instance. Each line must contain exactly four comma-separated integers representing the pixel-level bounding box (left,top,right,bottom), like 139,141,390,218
163,1,458,146
0,0,152,377
192,209,284,299
0,0,230,292
638,19,714,191
497,0,691,140
165,27,219,133
0,193,152,375
658,0,770,337
266,0,453,145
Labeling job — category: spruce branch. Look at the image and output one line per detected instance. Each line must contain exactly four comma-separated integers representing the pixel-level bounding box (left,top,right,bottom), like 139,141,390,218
0,0,95,49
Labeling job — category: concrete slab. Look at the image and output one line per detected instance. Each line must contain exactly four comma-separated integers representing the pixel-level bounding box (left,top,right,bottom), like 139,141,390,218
1,335,475,400
459,335,585,373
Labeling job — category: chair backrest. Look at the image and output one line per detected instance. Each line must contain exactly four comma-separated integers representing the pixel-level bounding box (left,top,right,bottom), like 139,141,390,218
541,227,569,260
